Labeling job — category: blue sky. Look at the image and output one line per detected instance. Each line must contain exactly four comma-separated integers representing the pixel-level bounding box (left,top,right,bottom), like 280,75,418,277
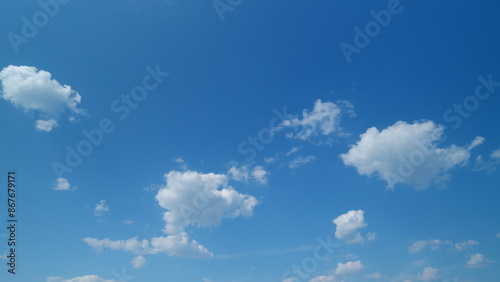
1,0,500,281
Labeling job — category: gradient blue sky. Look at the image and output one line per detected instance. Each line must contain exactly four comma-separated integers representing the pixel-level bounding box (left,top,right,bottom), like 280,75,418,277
1,1,500,281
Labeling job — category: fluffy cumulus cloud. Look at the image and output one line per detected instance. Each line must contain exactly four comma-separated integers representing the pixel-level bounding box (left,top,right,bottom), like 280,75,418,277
156,170,258,234
309,275,336,282
53,177,75,191
333,210,373,244
228,165,269,185
466,253,494,268
94,200,110,216
341,120,481,189
46,275,115,282
0,65,84,131
130,255,146,268
417,267,437,281
408,239,478,254
83,232,214,259
279,99,355,142
335,260,364,275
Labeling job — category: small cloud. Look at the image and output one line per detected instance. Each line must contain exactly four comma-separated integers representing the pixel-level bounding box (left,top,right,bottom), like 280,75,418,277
333,210,371,244
123,219,135,225
46,275,115,282
278,99,355,143
466,253,494,268
94,200,110,216
285,147,301,156
251,165,269,185
35,119,58,132
309,275,336,282
335,260,363,275
365,272,384,279
264,157,277,163
53,178,76,191
228,164,269,185
288,155,316,169
173,158,184,163
417,266,437,281
130,255,147,268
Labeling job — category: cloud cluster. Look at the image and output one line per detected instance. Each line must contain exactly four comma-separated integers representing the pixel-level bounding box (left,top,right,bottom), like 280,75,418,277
156,170,258,234
228,164,269,185
0,65,84,131
83,232,214,259
333,210,374,244
279,99,355,142
341,120,481,189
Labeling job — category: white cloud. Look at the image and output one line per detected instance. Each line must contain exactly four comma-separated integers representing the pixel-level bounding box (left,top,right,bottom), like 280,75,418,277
366,232,377,242
53,178,75,191
155,170,258,234
282,278,300,282
335,260,363,275
286,146,301,156
454,240,479,251
491,148,500,159
83,232,214,259
35,119,58,132
365,272,383,279
408,240,445,254
123,219,135,224
333,210,370,244
279,99,354,142
228,165,250,181
409,239,478,254
0,65,84,131
467,136,485,150
130,255,147,268
309,275,336,282
46,275,115,282
417,267,437,281
474,147,500,172
94,200,110,216
341,121,479,189
264,157,276,163
288,155,316,169
466,253,494,268
228,165,269,185
251,165,269,185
